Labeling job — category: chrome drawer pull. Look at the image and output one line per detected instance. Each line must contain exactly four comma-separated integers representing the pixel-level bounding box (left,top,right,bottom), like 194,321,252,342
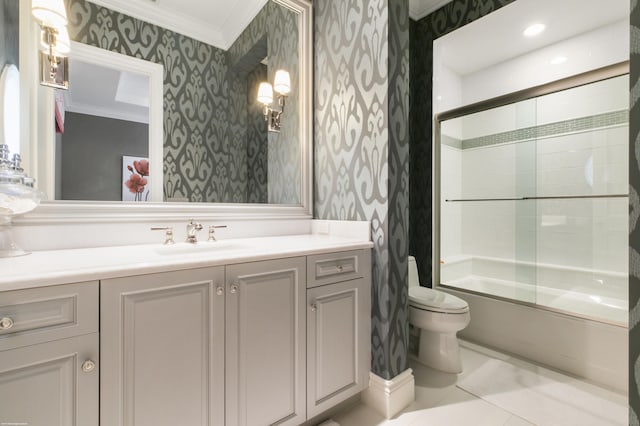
310,304,317,312
230,284,238,294
216,286,224,296
0,317,14,330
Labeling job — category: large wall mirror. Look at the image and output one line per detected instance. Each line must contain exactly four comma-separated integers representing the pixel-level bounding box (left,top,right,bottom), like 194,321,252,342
6,0,312,223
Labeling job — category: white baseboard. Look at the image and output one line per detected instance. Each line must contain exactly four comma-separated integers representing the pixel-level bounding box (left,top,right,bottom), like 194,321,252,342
361,368,415,419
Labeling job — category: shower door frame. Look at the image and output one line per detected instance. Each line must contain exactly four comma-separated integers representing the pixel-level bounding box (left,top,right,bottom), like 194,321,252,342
432,61,629,326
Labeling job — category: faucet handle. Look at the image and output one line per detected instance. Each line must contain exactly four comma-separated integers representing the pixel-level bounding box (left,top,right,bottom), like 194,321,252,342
208,225,227,242
151,226,175,245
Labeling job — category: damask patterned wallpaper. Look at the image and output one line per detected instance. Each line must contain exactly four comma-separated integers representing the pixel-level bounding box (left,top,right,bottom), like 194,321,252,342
228,1,300,205
68,0,297,204
409,0,515,286
629,0,640,421
246,64,268,203
314,0,410,380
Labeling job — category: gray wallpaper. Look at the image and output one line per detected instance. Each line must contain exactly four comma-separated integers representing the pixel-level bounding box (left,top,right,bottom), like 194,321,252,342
630,0,640,421
315,0,410,380
68,0,297,204
409,0,515,287
228,1,300,205
246,64,268,203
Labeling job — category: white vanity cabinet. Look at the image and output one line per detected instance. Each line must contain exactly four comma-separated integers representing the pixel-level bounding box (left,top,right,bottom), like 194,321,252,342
100,266,226,426
0,282,100,426
0,242,372,426
225,257,306,426
306,250,372,418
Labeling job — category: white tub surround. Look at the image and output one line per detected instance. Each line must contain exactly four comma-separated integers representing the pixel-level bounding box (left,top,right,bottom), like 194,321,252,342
446,287,628,393
441,255,628,325
362,369,415,419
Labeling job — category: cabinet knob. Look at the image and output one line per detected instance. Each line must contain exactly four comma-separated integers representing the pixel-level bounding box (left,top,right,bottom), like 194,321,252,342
216,286,224,296
82,360,96,373
310,304,317,312
229,284,238,294
0,317,14,330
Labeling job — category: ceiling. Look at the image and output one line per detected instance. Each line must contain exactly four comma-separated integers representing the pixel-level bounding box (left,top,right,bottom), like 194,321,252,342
436,0,628,76
65,59,149,124
91,0,449,49
409,0,453,20
89,0,268,49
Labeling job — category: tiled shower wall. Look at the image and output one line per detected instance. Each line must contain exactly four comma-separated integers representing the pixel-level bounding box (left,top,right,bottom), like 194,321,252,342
440,76,629,274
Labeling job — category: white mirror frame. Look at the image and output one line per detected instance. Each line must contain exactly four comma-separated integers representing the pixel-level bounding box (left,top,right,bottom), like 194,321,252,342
18,0,313,225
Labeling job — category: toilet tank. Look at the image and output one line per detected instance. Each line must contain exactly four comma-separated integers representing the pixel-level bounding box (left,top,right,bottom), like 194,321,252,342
408,256,420,288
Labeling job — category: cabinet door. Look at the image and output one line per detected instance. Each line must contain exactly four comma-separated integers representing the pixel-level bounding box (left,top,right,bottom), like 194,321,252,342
307,278,371,418
0,333,99,426
226,257,306,426
101,267,225,426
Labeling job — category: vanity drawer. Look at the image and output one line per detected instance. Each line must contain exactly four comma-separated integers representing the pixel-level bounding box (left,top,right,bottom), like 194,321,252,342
307,250,366,288
0,281,99,352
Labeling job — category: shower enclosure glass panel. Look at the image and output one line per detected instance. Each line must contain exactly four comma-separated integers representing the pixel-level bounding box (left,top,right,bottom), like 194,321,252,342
438,73,629,325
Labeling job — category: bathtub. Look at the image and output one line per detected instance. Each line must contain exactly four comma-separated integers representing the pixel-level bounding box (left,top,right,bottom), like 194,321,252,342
441,255,628,325
438,255,628,392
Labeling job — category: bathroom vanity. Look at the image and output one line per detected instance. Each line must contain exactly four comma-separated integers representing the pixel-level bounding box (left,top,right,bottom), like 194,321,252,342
0,234,372,426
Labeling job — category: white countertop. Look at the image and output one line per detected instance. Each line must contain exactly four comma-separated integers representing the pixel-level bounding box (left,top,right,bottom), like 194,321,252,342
2,234,373,292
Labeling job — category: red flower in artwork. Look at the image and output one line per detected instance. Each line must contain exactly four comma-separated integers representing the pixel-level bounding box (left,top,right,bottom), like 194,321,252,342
134,159,149,177
125,174,148,194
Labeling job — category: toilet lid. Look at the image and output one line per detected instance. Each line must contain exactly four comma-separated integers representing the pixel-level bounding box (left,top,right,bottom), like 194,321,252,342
409,286,469,313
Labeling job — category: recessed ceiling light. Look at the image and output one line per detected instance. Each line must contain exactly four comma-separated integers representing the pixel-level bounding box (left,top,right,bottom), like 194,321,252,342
523,23,546,37
550,56,567,65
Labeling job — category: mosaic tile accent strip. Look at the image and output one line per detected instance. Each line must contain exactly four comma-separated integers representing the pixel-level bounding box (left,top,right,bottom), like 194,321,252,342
461,110,628,150
441,134,462,149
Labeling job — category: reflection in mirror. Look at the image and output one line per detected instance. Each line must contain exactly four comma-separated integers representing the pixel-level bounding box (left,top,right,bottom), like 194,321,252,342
25,0,304,205
56,58,150,201
0,0,19,156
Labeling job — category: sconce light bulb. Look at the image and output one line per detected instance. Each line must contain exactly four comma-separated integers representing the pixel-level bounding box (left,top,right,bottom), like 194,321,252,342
32,0,68,29
257,82,274,105
273,70,291,95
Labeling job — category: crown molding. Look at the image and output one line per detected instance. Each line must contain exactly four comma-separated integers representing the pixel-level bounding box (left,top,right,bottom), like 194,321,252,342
88,0,225,49
409,0,453,21
65,101,149,124
220,0,269,48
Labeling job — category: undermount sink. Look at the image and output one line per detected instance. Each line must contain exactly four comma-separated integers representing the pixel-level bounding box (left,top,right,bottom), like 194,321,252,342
154,241,246,256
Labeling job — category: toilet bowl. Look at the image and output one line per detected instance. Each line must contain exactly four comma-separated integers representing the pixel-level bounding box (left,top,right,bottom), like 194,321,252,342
408,256,470,373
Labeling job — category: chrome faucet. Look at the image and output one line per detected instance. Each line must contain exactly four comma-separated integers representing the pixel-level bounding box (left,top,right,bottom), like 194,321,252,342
186,219,203,243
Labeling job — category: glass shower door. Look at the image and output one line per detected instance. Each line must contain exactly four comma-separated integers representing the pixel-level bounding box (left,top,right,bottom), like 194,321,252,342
439,99,538,304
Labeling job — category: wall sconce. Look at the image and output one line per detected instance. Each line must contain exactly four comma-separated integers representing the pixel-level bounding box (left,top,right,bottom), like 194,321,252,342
32,0,70,90
257,69,290,132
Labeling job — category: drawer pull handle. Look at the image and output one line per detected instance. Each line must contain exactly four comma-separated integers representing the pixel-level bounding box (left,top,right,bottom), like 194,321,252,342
216,286,224,296
0,317,14,330
82,360,96,373
310,304,317,312
337,265,344,272
230,284,238,294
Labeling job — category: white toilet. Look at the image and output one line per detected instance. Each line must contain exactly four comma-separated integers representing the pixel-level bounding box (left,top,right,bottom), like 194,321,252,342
408,256,470,373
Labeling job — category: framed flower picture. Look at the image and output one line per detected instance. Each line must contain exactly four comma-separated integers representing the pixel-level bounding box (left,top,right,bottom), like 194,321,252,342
122,155,150,201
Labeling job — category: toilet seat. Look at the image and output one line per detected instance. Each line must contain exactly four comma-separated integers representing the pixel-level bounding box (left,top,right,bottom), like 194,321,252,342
409,286,469,314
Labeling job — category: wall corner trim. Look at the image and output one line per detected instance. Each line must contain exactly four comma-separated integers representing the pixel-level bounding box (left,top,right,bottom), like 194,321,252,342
361,368,415,419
